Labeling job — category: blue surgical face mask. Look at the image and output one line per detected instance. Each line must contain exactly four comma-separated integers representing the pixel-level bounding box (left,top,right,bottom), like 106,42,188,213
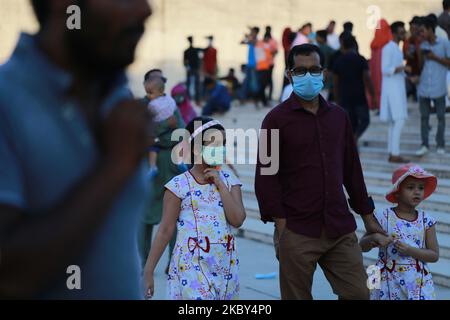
292,73,324,101
202,146,226,166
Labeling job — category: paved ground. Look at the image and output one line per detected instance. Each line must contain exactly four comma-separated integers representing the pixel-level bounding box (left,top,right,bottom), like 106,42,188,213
150,235,450,300
151,236,334,300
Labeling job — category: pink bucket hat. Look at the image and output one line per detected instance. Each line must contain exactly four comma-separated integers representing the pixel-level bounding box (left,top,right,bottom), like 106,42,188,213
386,163,437,203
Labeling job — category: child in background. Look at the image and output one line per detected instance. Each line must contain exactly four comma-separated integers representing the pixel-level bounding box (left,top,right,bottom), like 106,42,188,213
360,163,440,300
220,68,241,100
145,77,178,178
171,83,197,125
143,116,246,300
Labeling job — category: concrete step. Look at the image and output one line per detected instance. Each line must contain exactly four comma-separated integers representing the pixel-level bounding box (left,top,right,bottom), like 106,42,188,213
359,171,450,194
230,145,450,168
360,137,450,152
241,194,450,236
366,119,450,132
234,165,450,235
238,174,450,214
241,206,450,260
239,214,450,288
359,147,450,165
236,166,450,197
242,194,450,243
367,186,450,213
360,159,450,179
219,107,450,123
361,125,450,138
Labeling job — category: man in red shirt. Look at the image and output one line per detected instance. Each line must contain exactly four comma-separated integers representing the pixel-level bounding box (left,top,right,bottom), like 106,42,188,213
203,36,218,78
403,16,424,101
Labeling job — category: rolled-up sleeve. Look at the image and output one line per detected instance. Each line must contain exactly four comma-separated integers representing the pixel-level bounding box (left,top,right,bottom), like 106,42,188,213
342,113,374,216
254,113,286,223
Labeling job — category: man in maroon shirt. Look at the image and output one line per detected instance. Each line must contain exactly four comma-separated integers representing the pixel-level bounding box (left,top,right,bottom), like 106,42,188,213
255,44,385,300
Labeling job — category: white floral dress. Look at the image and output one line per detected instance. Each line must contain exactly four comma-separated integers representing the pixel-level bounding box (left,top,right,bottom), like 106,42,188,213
370,208,437,300
164,168,242,300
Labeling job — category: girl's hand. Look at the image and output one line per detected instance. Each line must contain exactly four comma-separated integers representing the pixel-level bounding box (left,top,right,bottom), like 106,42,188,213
374,234,394,247
144,272,154,299
394,240,411,255
203,168,224,187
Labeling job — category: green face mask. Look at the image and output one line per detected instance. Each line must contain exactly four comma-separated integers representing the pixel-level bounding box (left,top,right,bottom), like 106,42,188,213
202,146,226,166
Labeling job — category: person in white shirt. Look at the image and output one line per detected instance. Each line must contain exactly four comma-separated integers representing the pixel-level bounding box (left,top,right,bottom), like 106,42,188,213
326,20,340,50
291,23,312,48
380,21,410,163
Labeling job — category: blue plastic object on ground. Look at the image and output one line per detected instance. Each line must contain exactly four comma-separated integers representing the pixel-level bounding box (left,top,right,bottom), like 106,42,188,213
255,272,277,279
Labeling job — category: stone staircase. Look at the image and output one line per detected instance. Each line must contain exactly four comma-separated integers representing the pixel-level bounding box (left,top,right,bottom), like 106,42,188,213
213,100,450,289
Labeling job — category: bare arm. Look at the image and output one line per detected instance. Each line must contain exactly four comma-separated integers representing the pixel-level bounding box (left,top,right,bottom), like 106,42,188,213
428,52,450,67
218,184,246,228
143,190,181,298
202,168,246,228
0,100,151,298
144,191,180,275
395,225,439,263
363,70,376,98
363,70,378,108
359,233,380,252
359,232,392,252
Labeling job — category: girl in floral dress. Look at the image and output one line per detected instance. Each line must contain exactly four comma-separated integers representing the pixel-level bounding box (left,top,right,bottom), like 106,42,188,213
360,163,440,300
144,116,246,300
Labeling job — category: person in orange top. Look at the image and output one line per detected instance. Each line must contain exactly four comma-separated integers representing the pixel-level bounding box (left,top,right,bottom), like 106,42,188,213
255,36,273,107
264,26,279,101
369,19,393,110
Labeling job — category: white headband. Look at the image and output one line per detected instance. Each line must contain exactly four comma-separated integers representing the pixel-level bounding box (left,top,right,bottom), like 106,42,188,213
188,120,222,143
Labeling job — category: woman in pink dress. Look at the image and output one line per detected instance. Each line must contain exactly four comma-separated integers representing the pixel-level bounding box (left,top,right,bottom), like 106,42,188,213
171,83,197,125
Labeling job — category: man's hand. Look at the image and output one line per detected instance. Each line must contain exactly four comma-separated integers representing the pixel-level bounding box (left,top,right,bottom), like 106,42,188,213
102,99,153,172
273,218,286,261
404,65,412,74
394,66,404,74
374,233,393,247
426,51,438,61
273,218,286,234
408,75,420,84
362,214,387,235
144,271,155,300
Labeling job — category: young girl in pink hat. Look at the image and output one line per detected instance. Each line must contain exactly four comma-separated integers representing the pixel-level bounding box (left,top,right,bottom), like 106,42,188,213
360,163,440,300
